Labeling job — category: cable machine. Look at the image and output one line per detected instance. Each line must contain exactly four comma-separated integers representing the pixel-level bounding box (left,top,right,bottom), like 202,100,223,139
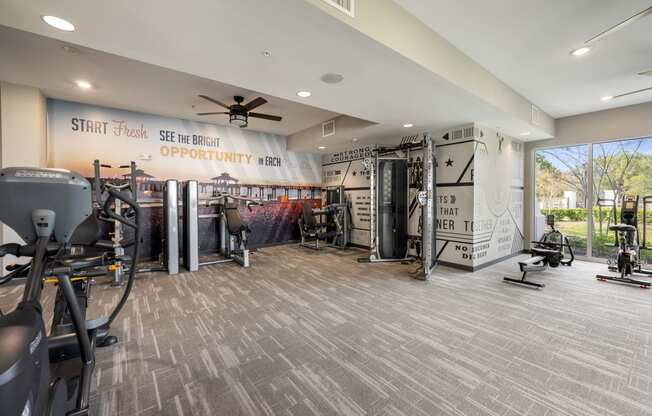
183,180,260,271
360,133,437,280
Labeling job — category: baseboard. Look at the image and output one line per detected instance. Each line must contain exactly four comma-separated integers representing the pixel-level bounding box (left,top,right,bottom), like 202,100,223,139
437,250,526,272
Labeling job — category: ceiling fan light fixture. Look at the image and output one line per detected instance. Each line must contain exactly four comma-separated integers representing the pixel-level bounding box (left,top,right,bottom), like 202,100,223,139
230,113,248,128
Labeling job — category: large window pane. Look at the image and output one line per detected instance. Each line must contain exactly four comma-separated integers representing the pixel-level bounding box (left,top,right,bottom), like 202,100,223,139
593,138,652,262
535,145,588,256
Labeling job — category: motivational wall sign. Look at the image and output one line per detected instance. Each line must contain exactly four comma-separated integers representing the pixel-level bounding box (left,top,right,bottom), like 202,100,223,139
49,99,321,186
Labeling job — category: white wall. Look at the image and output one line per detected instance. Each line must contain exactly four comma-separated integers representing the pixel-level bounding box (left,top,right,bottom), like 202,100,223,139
0,82,48,269
524,101,652,246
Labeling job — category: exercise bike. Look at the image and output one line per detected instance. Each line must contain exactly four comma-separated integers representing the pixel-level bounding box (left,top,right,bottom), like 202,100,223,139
0,166,141,416
596,195,652,288
504,214,574,289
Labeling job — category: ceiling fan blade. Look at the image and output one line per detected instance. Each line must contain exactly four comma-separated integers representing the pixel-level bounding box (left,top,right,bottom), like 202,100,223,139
249,112,282,122
198,95,230,109
244,97,268,111
196,112,229,116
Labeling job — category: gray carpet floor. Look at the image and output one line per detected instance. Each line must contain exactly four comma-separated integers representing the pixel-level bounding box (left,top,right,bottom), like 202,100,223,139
1,246,652,416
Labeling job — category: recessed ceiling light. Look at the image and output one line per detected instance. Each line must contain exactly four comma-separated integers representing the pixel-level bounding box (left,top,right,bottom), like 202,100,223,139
75,80,92,90
320,73,344,84
519,132,531,137
601,95,613,101
570,46,591,56
403,123,413,128
572,47,591,56
318,145,326,150
297,91,312,98
42,15,75,32
352,138,359,142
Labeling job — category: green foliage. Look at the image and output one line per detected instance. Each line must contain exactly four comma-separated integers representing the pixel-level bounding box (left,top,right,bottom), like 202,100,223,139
542,207,652,223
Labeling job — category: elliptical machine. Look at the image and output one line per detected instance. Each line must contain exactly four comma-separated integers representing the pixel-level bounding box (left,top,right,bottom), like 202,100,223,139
0,166,141,416
504,214,574,289
596,195,652,288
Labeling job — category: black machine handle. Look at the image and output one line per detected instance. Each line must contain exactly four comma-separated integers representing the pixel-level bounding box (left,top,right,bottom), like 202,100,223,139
45,255,110,276
102,188,140,229
0,242,62,285
93,160,138,208
103,187,142,326
0,243,21,258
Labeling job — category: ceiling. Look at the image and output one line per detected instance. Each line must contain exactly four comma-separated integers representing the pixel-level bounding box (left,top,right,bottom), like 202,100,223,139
0,26,340,136
394,0,652,118
0,0,549,153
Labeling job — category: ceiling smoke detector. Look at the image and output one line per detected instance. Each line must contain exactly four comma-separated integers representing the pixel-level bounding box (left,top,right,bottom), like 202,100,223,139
320,73,344,84
61,45,81,55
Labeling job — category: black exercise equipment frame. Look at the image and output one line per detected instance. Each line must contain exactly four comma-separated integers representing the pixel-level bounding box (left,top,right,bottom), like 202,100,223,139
504,215,574,289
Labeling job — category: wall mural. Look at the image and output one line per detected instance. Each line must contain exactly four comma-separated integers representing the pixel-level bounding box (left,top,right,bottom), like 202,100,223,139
321,146,375,246
47,99,322,258
435,124,524,269
322,126,524,271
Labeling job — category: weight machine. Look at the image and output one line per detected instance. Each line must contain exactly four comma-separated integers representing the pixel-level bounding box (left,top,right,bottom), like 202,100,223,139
92,160,138,286
92,162,180,276
358,133,437,281
299,185,351,250
182,180,260,270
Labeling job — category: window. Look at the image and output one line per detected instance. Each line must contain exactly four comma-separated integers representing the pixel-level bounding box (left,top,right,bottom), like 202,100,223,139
535,145,588,256
592,138,652,262
534,137,652,261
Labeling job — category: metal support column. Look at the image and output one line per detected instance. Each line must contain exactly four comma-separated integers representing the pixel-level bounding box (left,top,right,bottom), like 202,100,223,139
164,180,179,275
183,180,199,272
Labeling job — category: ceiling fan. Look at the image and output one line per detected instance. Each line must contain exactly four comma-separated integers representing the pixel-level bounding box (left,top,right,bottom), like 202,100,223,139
196,95,282,128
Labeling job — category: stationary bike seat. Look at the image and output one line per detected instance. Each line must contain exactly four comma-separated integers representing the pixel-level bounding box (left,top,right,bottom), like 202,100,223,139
531,247,560,256
609,223,636,232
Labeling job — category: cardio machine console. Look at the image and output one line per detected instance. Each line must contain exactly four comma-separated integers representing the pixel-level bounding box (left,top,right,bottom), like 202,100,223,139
0,167,92,244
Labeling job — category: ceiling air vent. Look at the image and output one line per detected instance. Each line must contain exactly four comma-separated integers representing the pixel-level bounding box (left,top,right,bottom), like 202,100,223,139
531,105,541,126
463,126,476,139
321,0,355,17
322,120,335,137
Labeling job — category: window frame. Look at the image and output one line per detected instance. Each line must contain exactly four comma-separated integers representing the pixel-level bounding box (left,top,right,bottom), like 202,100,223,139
531,134,652,262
